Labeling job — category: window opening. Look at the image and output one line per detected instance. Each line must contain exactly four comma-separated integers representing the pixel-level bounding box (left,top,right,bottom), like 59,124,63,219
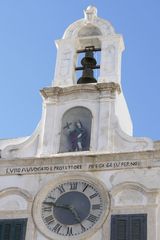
0,218,27,240
111,214,147,240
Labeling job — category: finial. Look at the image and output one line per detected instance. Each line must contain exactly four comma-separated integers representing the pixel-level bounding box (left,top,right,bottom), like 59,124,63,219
84,5,98,21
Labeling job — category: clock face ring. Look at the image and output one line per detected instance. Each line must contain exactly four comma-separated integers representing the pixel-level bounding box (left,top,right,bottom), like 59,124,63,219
33,174,110,240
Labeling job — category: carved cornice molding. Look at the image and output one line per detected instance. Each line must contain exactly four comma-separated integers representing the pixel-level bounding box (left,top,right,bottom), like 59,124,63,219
0,149,160,166
0,149,160,176
40,82,121,99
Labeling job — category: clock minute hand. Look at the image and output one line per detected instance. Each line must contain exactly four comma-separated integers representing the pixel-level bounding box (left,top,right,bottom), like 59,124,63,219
69,206,81,223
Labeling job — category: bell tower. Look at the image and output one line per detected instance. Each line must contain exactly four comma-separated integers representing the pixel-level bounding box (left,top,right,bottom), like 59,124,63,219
0,6,158,240
1,6,153,159
53,6,124,87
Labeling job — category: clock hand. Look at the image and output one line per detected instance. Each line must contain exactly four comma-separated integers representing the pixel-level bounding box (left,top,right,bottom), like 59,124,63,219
69,206,81,223
55,203,71,209
43,201,72,210
44,200,81,222
43,196,57,206
69,206,86,231
44,196,69,208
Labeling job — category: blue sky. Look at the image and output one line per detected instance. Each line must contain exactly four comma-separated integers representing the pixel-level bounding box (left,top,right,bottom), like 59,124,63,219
0,0,159,140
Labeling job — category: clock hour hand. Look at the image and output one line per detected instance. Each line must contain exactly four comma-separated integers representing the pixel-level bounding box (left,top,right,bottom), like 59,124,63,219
44,200,81,222
55,203,71,209
43,201,72,210
43,196,56,205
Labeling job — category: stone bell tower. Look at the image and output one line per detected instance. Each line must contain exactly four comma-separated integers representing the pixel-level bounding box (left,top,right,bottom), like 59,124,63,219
0,6,158,240
1,5,152,159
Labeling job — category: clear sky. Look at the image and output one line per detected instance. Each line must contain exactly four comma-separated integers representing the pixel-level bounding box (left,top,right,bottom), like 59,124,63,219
0,0,159,141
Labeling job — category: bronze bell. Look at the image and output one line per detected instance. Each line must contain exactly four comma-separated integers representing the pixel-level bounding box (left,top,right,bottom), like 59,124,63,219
77,50,97,84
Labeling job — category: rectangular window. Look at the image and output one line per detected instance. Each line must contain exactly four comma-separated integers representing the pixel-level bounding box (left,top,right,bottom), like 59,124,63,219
111,214,147,240
0,219,27,240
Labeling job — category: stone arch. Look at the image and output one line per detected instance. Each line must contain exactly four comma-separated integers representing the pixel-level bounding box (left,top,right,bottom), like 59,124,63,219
110,182,157,207
63,18,115,39
0,187,32,200
0,187,32,211
111,182,149,196
59,106,92,153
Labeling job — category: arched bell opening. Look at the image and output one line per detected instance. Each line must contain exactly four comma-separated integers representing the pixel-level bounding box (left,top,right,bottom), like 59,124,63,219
59,107,92,153
75,37,101,84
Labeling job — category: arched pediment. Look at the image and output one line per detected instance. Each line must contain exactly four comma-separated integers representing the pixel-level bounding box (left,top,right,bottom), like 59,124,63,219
0,187,32,201
110,182,159,206
111,182,152,196
0,187,32,211
63,7,115,39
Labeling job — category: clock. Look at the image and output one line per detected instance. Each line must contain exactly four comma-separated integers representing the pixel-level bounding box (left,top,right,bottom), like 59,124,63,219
33,174,110,240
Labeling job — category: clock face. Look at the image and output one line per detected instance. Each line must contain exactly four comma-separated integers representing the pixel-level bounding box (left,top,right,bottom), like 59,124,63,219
33,174,110,240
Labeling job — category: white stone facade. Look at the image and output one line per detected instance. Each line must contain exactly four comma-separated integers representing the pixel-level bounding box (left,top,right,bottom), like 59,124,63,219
0,5,159,240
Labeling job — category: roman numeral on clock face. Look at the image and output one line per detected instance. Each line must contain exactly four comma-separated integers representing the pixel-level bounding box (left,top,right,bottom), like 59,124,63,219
70,182,78,190
48,196,56,201
82,184,89,192
87,214,98,223
57,185,65,194
92,204,101,210
66,226,73,236
53,223,62,233
44,215,55,224
89,192,99,199
42,206,52,212
80,224,86,232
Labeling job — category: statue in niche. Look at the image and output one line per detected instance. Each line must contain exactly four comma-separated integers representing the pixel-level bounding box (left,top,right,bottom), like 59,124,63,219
63,121,87,151
59,107,91,153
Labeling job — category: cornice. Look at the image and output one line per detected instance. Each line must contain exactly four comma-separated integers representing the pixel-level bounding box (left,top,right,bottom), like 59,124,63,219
0,149,160,176
40,82,121,99
0,149,160,166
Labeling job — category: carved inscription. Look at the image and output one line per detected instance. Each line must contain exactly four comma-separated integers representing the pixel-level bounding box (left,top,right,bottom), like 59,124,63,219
3,160,141,176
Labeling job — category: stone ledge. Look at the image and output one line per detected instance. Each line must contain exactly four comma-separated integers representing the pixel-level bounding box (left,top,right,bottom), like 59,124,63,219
0,149,160,166
40,82,121,99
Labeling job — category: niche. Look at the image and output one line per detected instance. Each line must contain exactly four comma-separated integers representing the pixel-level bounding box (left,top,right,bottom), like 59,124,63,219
59,107,92,153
